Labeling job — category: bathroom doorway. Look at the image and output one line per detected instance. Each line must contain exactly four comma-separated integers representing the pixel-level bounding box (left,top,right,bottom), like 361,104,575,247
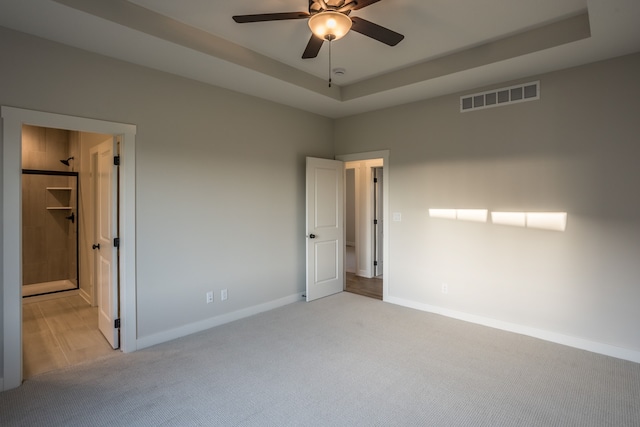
2,106,137,391
20,125,117,378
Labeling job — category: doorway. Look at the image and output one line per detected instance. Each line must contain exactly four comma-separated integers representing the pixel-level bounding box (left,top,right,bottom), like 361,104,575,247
20,126,117,378
2,107,137,391
339,152,388,300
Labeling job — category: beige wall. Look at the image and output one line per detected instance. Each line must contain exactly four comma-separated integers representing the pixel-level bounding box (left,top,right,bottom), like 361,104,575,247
335,52,640,354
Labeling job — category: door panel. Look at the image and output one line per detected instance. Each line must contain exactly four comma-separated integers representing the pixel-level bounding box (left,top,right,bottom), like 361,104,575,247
95,137,119,349
306,157,344,302
315,240,339,283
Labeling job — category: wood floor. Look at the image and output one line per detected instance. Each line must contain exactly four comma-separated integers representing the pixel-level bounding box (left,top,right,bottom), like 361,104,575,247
22,293,117,379
22,280,77,297
346,273,383,300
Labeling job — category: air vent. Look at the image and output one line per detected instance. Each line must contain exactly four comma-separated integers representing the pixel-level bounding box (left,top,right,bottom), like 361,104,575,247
460,81,540,112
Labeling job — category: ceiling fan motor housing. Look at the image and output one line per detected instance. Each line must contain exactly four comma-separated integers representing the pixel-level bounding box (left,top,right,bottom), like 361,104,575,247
309,1,355,15
233,0,403,59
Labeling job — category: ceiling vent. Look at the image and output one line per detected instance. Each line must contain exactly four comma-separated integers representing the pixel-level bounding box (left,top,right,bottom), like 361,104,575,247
460,81,540,112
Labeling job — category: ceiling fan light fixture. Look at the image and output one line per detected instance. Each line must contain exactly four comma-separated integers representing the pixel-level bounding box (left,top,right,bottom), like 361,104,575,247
308,11,352,41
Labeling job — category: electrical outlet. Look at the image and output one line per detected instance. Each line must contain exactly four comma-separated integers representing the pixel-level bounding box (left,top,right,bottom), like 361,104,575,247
206,291,214,304
441,283,448,294
221,289,228,301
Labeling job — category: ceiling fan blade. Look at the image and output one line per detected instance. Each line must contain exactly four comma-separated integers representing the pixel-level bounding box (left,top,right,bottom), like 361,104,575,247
302,35,324,59
350,17,404,46
352,0,382,10
233,12,309,23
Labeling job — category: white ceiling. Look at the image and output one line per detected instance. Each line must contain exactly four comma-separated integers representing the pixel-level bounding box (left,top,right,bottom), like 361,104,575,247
1,0,639,118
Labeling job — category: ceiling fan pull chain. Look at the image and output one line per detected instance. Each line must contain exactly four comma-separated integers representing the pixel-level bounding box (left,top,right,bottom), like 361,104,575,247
328,38,332,87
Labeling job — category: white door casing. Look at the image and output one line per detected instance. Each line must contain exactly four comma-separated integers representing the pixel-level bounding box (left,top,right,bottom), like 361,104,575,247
95,137,120,349
374,167,384,277
306,157,345,302
336,151,389,300
2,107,136,391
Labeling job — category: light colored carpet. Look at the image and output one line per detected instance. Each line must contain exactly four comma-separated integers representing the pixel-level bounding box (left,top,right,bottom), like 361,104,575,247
1,292,639,426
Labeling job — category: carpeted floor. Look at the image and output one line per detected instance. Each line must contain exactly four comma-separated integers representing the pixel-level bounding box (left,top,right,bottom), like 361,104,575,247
1,292,639,426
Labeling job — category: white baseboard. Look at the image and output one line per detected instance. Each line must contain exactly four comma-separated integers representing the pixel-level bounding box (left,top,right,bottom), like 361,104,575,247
385,296,640,364
136,293,303,350
78,288,92,306
358,270,372,278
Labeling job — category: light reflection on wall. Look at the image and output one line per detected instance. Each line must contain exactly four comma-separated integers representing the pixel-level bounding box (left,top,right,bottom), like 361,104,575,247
428,209,488,222
495,212,568,231
429,209,567,231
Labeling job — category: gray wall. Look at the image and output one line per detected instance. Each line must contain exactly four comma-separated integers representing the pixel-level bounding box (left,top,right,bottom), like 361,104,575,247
335,52,640,353
2,24,639,385
0,25,333,377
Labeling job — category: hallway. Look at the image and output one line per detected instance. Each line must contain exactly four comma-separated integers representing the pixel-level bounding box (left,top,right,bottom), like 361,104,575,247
22,294,118,379
345,245,383,299
346,273,383,300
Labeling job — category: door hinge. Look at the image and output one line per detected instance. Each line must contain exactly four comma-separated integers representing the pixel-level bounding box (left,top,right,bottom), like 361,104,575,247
114,318,121,329
374,261,378,266
373,177,378,183
114,237,120,248
374,219,378,225
114,155,121,166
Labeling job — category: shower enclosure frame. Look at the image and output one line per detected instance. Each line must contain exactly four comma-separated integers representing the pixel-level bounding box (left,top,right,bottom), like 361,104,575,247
22,168,80,297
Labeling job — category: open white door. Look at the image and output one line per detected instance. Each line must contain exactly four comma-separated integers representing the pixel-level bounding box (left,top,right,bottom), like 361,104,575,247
95,137,120,349
306,157,345,302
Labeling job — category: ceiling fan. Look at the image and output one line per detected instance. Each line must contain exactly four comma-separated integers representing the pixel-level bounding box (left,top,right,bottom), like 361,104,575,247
232,0,404,59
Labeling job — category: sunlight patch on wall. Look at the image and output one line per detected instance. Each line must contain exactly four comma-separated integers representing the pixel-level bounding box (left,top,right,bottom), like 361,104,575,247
491,211,526,228
430,209,567,231
429,209,488,223
492,211,567,231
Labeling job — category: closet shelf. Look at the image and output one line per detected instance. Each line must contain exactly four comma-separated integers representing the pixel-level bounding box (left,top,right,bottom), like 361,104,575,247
46,207,73,210
46,187,72,190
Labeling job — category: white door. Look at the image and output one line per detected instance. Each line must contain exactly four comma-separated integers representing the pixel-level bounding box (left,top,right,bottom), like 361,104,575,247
306,157,345,302
95,137,119,349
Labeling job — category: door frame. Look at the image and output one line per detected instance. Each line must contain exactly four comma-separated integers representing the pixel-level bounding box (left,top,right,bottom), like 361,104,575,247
336,150,389,301
373,166,383,277
2,106,137,391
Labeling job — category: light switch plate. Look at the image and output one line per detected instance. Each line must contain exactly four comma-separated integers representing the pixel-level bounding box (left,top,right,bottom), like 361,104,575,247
393,212,402,222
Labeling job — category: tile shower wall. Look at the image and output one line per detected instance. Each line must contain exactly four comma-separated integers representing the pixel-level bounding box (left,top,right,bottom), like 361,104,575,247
22,125,72,171
22,125,78,286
